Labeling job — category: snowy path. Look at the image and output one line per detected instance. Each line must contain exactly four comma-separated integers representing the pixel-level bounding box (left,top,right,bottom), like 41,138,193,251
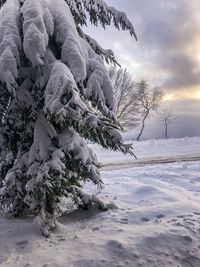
103,154,200,170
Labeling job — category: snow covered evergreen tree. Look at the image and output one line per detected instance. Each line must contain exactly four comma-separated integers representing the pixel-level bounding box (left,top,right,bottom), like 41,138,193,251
0,0,136,236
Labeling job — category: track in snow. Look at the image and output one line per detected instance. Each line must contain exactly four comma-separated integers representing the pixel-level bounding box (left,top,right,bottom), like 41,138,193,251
103,155,200,170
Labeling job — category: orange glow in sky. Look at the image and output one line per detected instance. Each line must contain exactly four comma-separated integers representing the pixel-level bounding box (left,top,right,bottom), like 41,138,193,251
163,88,200,102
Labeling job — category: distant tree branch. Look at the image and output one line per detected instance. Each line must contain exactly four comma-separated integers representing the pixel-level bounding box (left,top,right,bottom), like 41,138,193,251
109,67,140,130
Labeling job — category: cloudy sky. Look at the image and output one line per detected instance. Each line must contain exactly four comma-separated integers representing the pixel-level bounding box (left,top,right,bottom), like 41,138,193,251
85,0,200,139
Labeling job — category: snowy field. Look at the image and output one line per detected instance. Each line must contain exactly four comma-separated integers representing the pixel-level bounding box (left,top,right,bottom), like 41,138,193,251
1,137,200,267
90,136,200,166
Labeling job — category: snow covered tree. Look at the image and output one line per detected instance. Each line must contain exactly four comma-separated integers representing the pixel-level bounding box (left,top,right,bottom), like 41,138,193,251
0,0,137,236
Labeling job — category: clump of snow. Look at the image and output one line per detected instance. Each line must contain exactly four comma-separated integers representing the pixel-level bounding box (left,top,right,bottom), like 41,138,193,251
0,0,21,95
85,43,115,113
21,0,52,65
50,0,87,82
29,115,57,164
58,128,101,184
81,0,137,39
44,60,81,115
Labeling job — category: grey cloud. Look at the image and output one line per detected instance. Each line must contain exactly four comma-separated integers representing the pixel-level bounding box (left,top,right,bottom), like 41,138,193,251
160,53,200,90
132,0,200,92
104,0,200,92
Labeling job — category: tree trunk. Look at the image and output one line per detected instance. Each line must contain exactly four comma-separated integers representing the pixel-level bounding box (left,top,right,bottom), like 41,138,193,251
46,195,54,215
165,123,168,139
137,111,149,141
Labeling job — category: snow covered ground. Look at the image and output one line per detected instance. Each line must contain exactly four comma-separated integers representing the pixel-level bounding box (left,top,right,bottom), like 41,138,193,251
1,137,200,267
90,136,200,165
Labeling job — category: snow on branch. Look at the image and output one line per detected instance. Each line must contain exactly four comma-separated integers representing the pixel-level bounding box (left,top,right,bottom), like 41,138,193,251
21,0,54,66
43,58,133,155
81,0,137,40
28,115,102,188
77,26,120,66
23,0,132,116
49,0,88,82
65,0,86,26
24,114,103,211
0,82,10,126
69,185,107,210
0,151,29,215
44,55,114,121
65,0,137,40
28,115,57,165
0,0,21,95
83,40,115,114
58,128,102,185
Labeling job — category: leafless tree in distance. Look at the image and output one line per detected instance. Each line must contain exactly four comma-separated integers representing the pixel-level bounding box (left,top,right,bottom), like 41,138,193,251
136,80,163,141
159,107,177,139
109,67,140,130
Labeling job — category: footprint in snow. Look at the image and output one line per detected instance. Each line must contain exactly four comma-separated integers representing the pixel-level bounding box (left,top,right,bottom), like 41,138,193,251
106,203,119,210
140,217,150,222
156,213,166,219
92,227,100,231
193,212,200,215
15,240,29,249
107,240,122,248
154,214,166,223
120,218,129,224
57,236,66,242
183,235,193,242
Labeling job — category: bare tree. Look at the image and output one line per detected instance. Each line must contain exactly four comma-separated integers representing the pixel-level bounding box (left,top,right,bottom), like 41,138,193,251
109,67,140,130
159,107,177,139
136,80,163,141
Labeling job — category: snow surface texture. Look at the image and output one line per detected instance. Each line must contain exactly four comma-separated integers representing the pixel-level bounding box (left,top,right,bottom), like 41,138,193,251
1,137,200,266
